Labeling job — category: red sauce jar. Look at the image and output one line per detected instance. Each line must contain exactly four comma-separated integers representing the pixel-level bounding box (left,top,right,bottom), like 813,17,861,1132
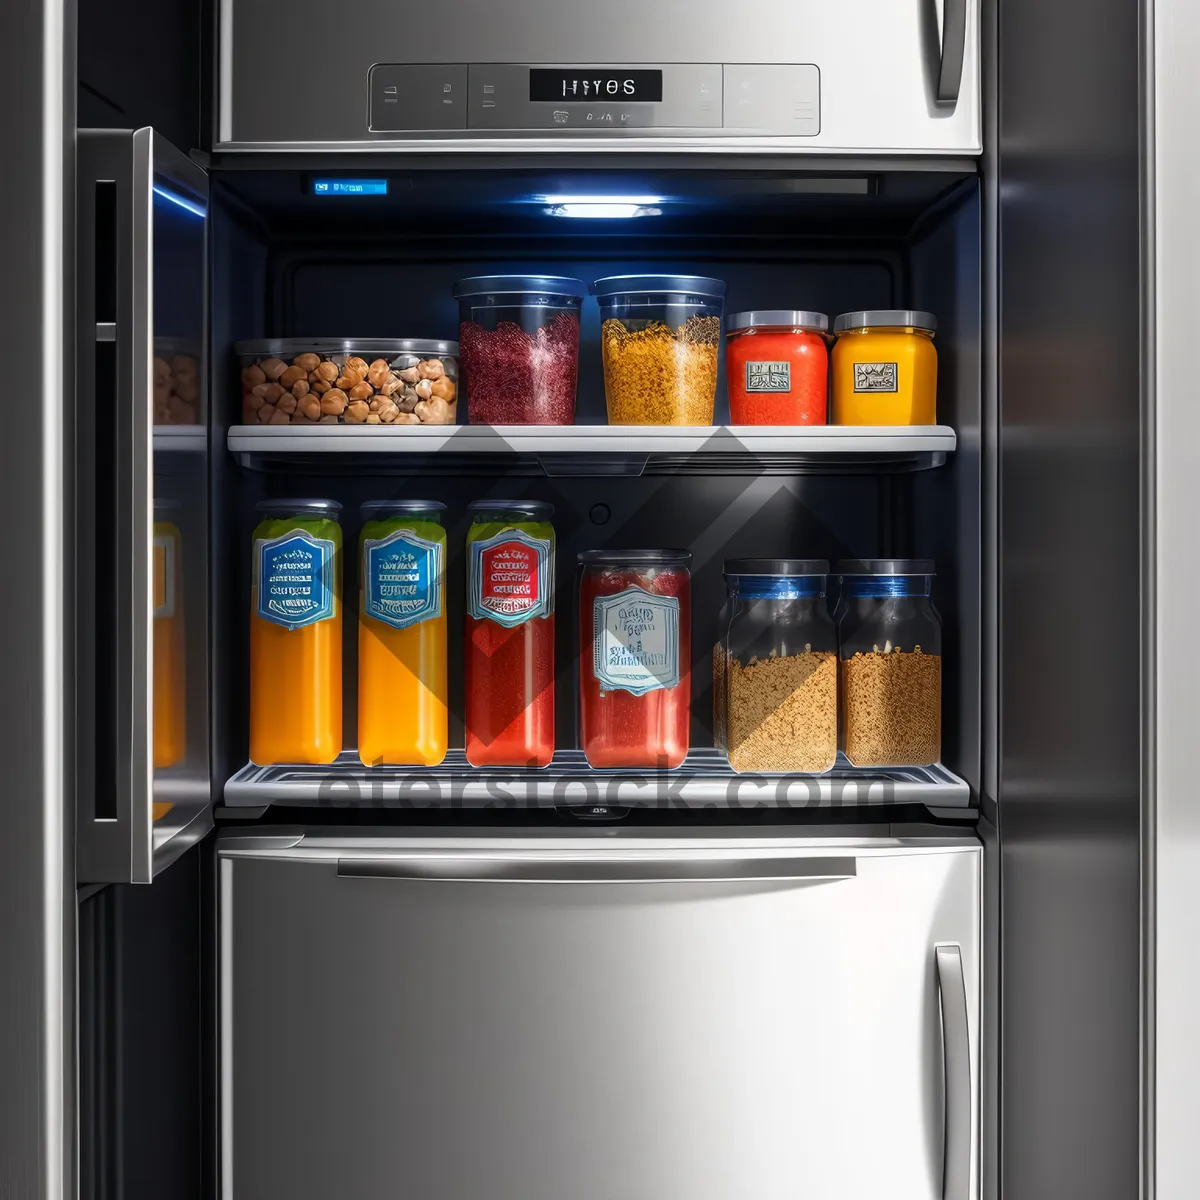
465,500,556,767
578,550,691,769
725,310,830,426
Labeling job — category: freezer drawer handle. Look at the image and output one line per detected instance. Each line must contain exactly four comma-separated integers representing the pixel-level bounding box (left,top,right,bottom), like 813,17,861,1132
936,0,968,104
936,943,971,1199
336,855,857,884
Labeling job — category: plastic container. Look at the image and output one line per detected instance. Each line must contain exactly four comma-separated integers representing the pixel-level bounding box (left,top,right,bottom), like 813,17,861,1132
592,275,726,425
836,559,942,767
154,339,202,425
724,311,829,426
453,276,586,425
831,311,938,425
714,560,837,774
236,339,459,426
465,500,556,767
249,499,343,765
152,503,185,769
357,500,448,767
579,550,692,769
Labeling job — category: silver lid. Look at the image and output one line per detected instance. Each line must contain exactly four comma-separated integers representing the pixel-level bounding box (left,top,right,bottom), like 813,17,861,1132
452,276,587,299
833,311,937,334
726,310,829,334
235,338,458,357
591,275,727,299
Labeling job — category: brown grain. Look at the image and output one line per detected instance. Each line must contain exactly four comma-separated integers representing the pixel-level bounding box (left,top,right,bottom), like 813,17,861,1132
601,316,721,425
841,649,941,767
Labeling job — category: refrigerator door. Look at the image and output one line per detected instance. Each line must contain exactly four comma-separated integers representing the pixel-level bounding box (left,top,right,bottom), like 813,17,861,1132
220,835,980,1200
76,129,212,884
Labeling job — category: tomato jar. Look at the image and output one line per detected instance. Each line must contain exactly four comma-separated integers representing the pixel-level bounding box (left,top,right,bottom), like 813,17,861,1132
357,500,448,768
454,276,585,425
578,550,692,769
249,499,343,765
725,311,830,425
465,500,556,767
831,310,938,425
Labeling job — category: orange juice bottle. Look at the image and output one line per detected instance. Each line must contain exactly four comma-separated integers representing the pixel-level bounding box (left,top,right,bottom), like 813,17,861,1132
152,510,185,771
249,499,342,765
358,500,448,766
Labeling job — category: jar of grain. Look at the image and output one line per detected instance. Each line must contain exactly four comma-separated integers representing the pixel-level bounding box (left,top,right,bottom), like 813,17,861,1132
592,275,726,425
714,560,838,774
836,560,942,767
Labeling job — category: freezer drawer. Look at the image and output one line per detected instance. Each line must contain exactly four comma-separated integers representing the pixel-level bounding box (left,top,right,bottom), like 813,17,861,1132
219,835,980,1200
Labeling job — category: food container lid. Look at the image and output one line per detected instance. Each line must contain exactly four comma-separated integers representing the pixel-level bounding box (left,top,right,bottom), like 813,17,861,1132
452,276,587,299
577,549,693,565
256,498,342,516
360,500,448,516
726,558,829,577
832,311,937,334
726,312,829,334
836,558,935,576
590,275,727,299
235,338,458,357
466,499,555,519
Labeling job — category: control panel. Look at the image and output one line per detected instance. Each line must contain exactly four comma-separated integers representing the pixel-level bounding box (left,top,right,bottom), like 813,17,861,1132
368,64,820,135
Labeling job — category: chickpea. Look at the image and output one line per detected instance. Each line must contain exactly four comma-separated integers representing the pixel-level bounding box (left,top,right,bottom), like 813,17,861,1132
292,379,310,398
430,376,456,402
293,352,321,372
242,364,266,389
367,359,392,388
348,381,373,401
315,360,339,383
418,358,445,380
344,356,370,378
320,388,348,416
279,364,307,388
259,357,287,381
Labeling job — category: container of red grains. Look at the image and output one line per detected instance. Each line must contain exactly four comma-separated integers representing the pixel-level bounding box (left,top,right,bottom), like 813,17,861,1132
453,276,586,425
578,550,692,769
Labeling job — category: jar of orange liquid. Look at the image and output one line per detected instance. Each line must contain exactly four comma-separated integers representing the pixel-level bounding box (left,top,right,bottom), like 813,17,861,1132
249,499,342,765
358,500,448,766
831,310,937,425
152,505,185,772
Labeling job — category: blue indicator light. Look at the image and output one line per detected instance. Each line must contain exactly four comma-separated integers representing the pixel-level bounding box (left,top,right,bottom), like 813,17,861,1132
152,184,206,218
312,179,389,196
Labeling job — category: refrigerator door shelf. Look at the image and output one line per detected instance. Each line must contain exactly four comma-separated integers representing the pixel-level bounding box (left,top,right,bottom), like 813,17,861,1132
222,747,971,813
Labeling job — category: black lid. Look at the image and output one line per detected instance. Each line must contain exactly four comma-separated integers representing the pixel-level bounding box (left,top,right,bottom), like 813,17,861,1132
836,558,935,575
256,498,342,516
725,558,829,576
577,549,692,565
466,499,555,519
360,500,447,515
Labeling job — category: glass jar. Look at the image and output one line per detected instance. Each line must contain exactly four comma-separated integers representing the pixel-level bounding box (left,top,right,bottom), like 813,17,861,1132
715,560,837,774
249,499,343,765
152,502,185,771
453,276,586,425
592,275,726,425
836,559,942,767
725,312,829,426
357,500,448,768
579,550,692,769
236,339,460,426
465,500,556,767
831,310,938,425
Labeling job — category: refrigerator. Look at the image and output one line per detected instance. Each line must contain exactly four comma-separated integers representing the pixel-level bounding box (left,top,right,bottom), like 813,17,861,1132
0,0,1160,1196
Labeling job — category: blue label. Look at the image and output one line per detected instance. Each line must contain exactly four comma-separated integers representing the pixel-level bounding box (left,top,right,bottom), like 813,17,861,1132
593,585,681,696
363,529,443,630
255,531,336,630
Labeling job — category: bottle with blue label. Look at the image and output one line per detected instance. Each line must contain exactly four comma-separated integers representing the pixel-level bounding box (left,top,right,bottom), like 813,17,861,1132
249,499,342,765
358,500,448,767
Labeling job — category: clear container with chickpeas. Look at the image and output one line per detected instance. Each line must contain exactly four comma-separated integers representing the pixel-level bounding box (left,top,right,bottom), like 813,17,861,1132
235,339,460,427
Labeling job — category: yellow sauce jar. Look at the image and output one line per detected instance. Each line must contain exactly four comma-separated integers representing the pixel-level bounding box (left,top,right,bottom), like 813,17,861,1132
831,310,937,425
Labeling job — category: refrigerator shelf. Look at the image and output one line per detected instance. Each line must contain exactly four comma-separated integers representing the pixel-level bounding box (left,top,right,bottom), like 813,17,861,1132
154,424,207,452
223,749,971,812
226,423,956,477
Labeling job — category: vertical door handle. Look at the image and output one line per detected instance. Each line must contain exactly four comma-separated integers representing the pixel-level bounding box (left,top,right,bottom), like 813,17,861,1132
936,943,971,1199
936,0,968,105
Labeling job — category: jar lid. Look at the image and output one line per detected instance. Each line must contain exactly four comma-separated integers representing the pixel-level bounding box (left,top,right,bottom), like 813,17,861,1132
256,498,342,516
590,275,727,299
466,499,555,519
836,558,934,575
452,276,587,299
360,500,447,515
833,311,937,334
235,338,458,357
726,311,829,334
726,558,829,576
578,549,692,565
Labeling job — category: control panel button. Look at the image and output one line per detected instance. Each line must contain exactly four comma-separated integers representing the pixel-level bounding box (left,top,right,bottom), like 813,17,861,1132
722,64,821,135
369,64,469,132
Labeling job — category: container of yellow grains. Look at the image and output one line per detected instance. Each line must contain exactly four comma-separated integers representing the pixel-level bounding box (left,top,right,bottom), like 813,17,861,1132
592,275,726,425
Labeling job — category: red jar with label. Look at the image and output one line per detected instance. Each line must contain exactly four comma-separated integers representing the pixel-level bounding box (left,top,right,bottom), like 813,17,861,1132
725,310,829,426
465,501,555,767
578,550,692,769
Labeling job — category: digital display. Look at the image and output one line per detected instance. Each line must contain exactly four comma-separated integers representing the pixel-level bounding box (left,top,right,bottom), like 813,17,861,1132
312,179,389,196
529,69,663,103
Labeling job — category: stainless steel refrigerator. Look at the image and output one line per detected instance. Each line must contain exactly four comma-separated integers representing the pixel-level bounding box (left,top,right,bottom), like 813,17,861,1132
0,0,1165,1196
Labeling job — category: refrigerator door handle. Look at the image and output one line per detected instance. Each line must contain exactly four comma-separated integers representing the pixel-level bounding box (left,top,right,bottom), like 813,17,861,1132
936,943,971,1200
935,0,968,105
336,855,857,884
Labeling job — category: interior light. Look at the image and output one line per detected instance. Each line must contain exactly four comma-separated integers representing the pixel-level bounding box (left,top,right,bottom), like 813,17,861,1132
153,184,206,219
543,196,663,219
